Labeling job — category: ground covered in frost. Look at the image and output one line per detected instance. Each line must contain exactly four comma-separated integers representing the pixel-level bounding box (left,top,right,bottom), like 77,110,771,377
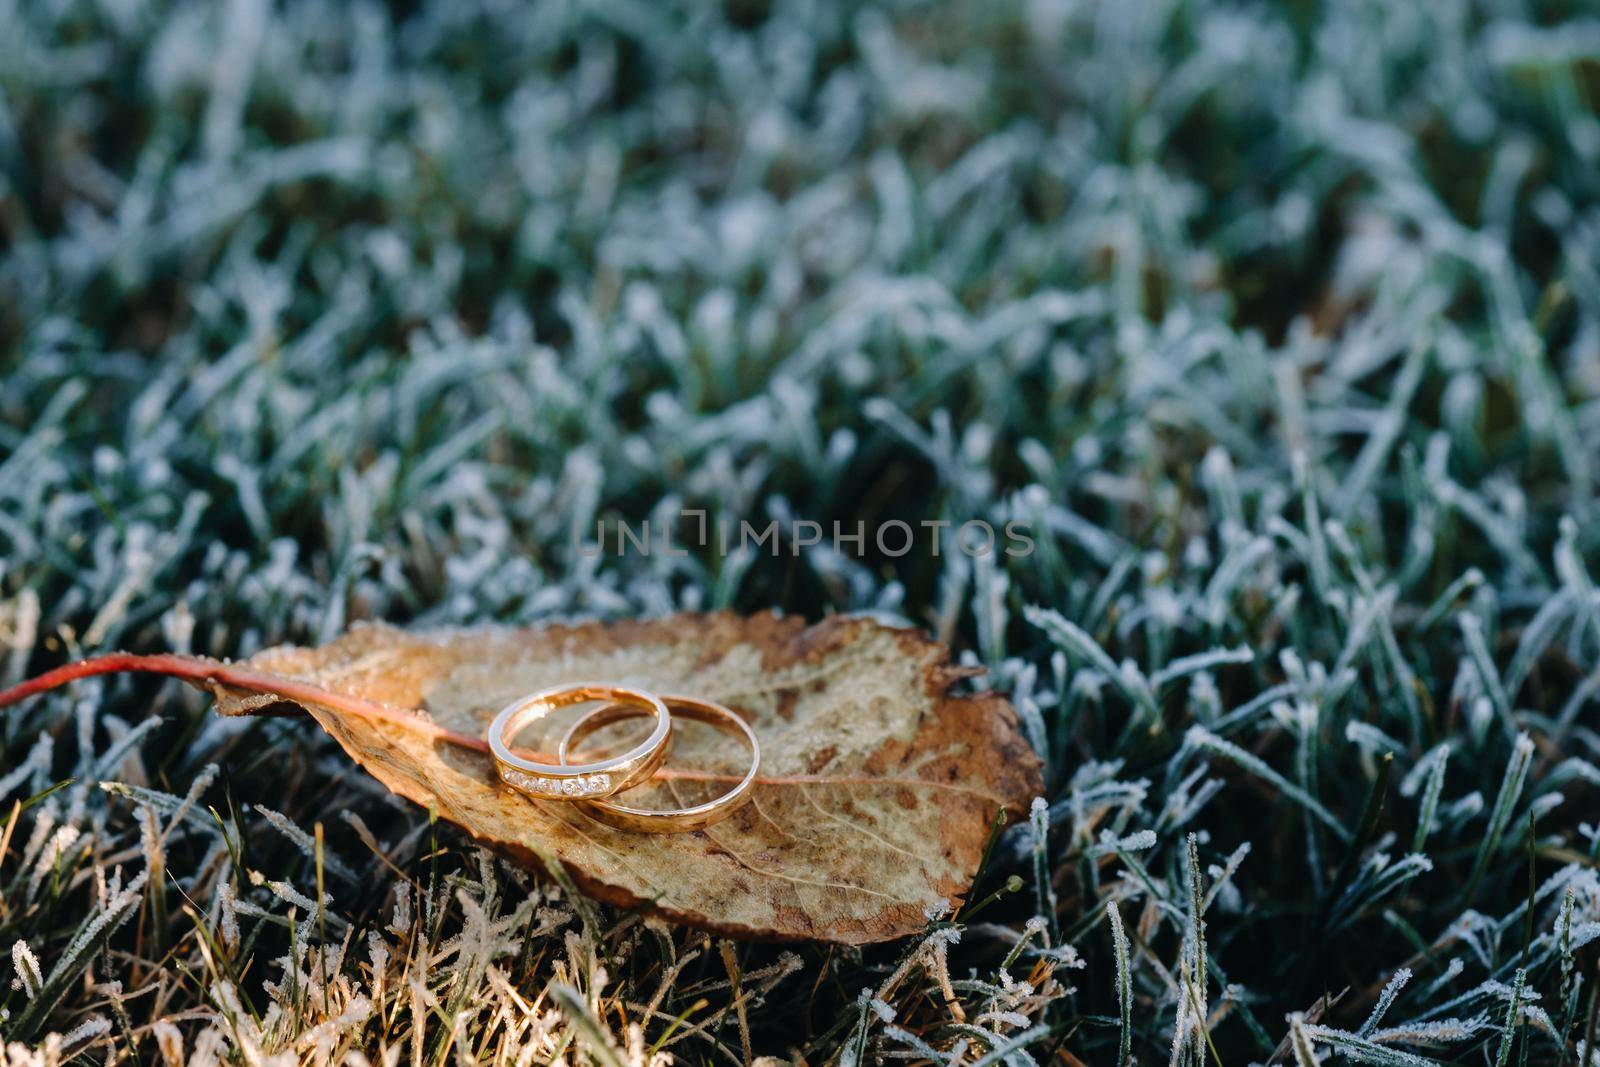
3,0,1600,1063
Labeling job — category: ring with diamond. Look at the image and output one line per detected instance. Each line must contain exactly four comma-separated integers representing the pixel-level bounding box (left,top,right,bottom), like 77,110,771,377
556,694,759,833
488,683,672,801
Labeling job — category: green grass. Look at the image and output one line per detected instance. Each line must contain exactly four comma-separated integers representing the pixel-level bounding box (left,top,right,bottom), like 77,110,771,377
2,0,1600,1062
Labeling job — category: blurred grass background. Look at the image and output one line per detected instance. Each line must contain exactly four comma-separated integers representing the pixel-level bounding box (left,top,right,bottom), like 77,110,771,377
2,0,1600,1062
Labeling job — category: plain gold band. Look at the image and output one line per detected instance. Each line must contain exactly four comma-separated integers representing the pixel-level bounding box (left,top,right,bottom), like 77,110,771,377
557,694,759,834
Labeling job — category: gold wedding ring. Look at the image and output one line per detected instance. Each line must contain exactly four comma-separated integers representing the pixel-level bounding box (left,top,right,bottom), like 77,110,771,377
488,683,671,800
556,694,759,833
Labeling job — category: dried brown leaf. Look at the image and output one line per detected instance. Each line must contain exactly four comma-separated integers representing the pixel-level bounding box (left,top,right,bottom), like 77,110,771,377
212,612,1042,943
